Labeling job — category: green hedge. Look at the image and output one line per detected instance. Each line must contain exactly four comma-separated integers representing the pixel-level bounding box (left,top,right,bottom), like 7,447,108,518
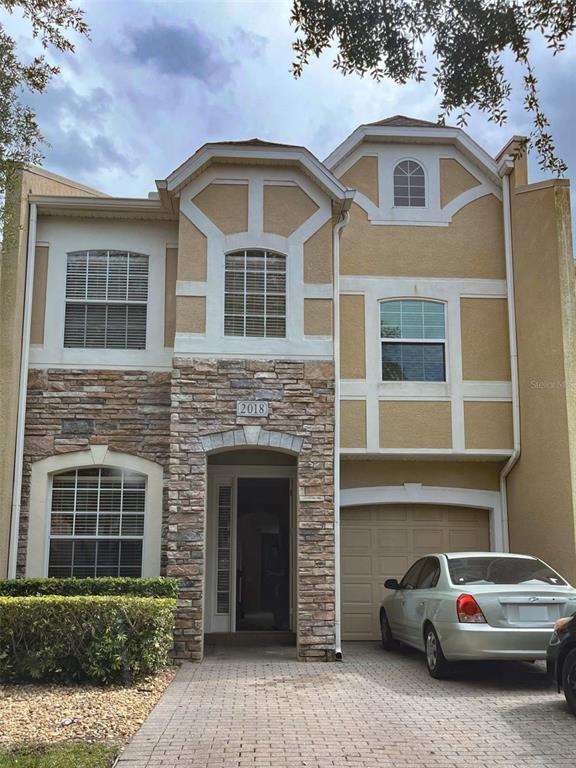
0,596,176,683
0,577,178,598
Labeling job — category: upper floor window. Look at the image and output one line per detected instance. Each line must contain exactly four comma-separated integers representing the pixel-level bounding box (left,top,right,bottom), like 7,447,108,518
393,160,425,207
48,467,145,577
224,249,286,338
380,300,446,382
64,251,149,349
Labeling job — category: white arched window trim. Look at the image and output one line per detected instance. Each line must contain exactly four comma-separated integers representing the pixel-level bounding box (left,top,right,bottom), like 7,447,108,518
26,446,163,578
393,158,427,208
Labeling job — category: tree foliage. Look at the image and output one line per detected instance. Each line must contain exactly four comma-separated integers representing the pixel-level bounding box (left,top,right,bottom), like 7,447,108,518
291,0,575,174
0,0,88,208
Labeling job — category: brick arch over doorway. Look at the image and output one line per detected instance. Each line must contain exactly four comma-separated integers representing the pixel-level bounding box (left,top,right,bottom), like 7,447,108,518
200,426,304,455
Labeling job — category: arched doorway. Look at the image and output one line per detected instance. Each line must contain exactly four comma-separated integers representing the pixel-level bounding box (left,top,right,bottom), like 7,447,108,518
205,448,297,638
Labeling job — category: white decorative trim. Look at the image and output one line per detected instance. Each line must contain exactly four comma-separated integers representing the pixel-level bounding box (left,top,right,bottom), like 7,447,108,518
176,166,334,358
303,284,333,299
340,484,506,550
461,382,513,398
165,143,352,204
30,218,178,369
334,142,500,226
29,362,174,372
25,448,164,578
340,448,513,459
344,277,508,452
339,275,512,455
176,280,209,296
325,125,500,185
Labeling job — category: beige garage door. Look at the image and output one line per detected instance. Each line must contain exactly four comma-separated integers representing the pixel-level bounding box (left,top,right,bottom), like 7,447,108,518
341,504,490,641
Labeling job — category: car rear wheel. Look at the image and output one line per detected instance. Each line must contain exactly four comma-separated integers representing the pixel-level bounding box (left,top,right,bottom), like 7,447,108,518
562,648,576,715
380,610,398,651
425,625,452,679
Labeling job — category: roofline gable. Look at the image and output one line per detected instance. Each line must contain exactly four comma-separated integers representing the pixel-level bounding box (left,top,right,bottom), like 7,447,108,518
324,124,501,185
163,142,354,207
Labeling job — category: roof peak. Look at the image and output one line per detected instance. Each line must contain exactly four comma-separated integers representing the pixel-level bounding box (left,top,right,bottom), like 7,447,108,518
208,138,303,149
368,115,447,129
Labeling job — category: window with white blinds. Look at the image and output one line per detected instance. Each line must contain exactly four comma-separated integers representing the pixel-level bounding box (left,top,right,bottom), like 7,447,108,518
64,251,149,349
224,249,286,338
380,299,446,382
48,467,146,577
393,160,426,207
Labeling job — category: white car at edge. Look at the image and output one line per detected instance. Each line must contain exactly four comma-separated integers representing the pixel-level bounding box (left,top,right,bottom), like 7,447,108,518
379,552,576,678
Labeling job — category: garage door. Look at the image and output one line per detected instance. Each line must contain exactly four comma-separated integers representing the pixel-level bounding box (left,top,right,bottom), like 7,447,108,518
341,504,490,641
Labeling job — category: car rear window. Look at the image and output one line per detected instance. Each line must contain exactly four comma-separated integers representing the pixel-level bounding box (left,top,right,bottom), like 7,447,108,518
447,556,567,586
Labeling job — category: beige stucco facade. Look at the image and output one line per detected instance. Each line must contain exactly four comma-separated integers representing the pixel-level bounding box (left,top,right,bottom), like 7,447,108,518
193,183,249,235
379,401,453,449
2,117,575,655
506,174,576,581
340,195,505,278
440,158,481,208
461,298,511,381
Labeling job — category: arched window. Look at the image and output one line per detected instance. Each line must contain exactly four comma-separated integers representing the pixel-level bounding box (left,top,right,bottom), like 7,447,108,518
380,300,446,381
393,160,426,207
48,467,146,577
224,249,286,338
64,250,149,349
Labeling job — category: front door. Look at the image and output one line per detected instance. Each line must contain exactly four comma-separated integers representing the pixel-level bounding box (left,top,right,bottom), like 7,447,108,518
206,471,293,634
236,478,290,631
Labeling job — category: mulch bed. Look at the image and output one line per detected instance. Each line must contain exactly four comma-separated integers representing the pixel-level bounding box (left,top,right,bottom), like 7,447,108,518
0,667,176,747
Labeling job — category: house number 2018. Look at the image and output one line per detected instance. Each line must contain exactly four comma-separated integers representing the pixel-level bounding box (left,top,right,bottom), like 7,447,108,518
236,401,269,417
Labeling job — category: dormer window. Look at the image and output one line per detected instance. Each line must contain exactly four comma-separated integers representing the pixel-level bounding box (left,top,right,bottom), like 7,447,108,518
393,160,426,207
224,249,286,338
64,251,149,349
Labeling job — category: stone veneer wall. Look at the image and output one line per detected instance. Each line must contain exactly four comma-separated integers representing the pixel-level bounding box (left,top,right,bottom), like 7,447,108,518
18,369,171,574
169,358,336,662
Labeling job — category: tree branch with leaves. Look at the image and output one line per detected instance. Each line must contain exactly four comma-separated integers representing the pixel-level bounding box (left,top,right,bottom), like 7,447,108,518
291,0,574,174
0,0,88,233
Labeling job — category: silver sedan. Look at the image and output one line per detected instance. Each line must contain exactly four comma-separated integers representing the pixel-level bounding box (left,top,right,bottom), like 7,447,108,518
379,552,576,678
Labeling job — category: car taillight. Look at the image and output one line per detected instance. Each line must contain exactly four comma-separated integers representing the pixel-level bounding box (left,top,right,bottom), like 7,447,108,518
554,616,572,632
457,594,487,624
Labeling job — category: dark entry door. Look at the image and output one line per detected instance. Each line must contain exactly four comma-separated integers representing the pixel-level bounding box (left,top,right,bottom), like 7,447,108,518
236,478,290,631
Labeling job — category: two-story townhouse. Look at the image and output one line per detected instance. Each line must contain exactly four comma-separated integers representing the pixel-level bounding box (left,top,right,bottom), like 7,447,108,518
1,116,574,663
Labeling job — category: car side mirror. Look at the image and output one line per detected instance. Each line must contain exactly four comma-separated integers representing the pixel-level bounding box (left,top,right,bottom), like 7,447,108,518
384,578,401,590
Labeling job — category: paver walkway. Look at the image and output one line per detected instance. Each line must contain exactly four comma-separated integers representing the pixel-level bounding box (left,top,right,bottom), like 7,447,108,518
117,642,576,768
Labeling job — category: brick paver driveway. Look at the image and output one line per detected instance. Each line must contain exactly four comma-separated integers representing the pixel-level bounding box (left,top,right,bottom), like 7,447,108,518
117,643,576,768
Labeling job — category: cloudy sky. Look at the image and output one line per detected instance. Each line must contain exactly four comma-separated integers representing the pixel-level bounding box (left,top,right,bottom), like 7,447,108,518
5,0,576,198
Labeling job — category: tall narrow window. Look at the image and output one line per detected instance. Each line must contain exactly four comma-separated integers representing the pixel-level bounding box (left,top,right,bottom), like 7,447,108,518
380,300,446,382
393,160,426,207
224,249,286,338
64,251,149,349
48,467,145,577
216,485,232,614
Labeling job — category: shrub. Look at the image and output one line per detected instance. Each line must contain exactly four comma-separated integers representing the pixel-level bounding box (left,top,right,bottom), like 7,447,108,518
0,577,178,599
0,595,176,683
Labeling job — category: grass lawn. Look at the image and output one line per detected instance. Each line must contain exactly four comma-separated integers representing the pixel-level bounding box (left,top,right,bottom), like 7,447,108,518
0,744,116,767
